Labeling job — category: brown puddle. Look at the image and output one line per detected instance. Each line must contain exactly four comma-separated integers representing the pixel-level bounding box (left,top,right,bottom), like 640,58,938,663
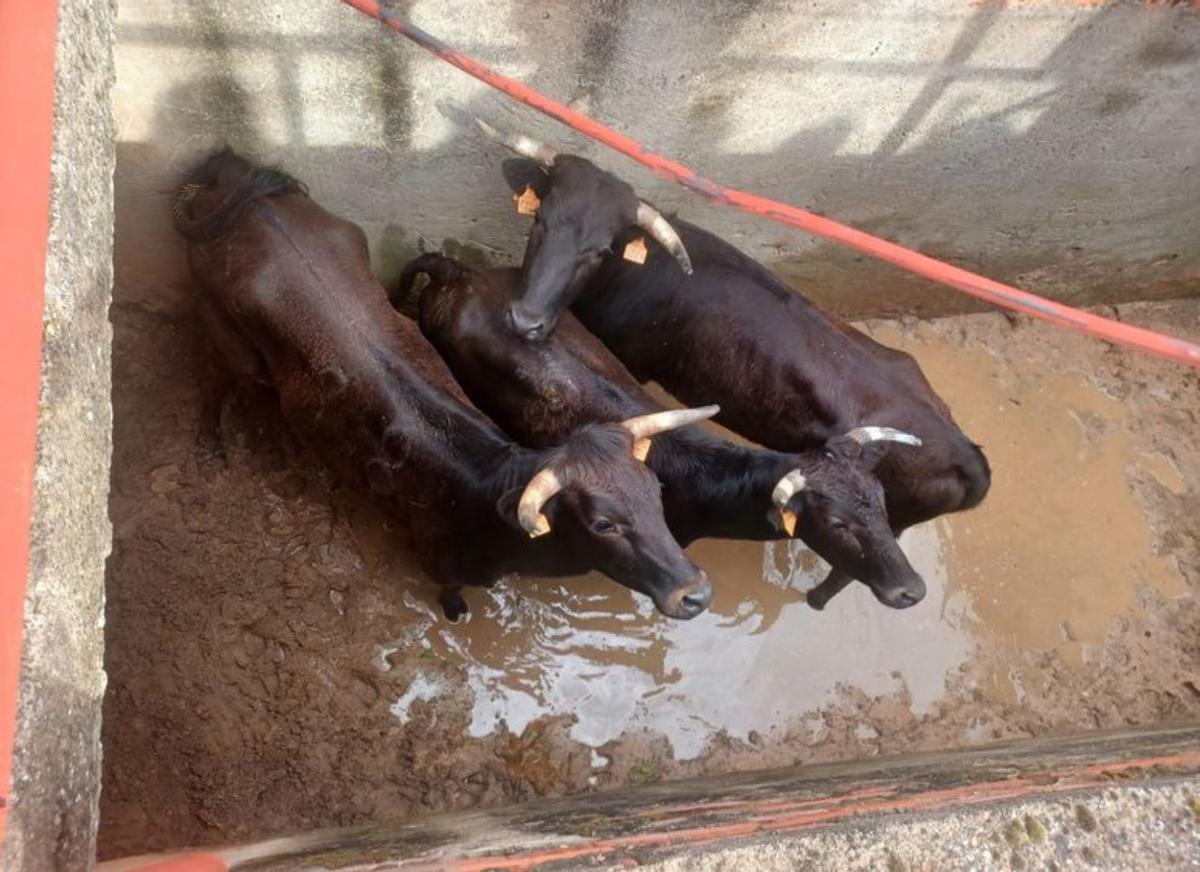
870,323,1187,667
378,524,972,760
372,320,1186,756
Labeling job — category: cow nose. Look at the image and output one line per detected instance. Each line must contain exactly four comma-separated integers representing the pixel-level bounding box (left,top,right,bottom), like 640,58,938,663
680,588,711,617
671,575,713,619
506,304,547,342
875,579,925,609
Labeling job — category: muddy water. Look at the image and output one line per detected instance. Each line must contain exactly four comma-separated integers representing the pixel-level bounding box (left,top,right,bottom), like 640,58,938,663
372,318,1187,759
380,525,971,760
870,323,1187,674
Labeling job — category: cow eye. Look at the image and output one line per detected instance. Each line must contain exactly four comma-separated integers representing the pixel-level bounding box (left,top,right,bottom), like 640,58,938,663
828,518,848,532
591,517,618,535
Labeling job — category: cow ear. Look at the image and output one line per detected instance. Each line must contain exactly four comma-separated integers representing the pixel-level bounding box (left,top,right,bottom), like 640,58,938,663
825,435,861,461
501,158,550,198
826,434,889,471
857,441,891,471
495,487,526,531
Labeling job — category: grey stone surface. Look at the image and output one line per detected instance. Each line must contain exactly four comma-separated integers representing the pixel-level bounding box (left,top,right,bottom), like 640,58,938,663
638,780,1200,872
3,0,116,869
113,0,1199,320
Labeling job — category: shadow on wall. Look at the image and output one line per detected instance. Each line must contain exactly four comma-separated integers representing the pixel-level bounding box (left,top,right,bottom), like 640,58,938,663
113,1,1198,322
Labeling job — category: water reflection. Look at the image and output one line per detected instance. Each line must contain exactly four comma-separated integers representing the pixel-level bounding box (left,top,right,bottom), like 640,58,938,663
380,523,974,760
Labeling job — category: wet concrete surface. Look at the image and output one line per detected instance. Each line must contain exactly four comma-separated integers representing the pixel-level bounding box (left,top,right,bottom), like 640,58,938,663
98,298,1200,858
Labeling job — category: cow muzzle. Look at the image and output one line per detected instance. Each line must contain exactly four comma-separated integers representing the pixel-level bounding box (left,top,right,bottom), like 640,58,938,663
870,576,926,610
506,302,550,342
656,574,713,620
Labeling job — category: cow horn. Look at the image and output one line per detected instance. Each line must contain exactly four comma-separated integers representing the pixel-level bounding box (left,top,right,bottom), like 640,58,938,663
771,469,808,537
620,405,719,440
636,202,693,275
474,117,558,166
516,467,563,538
844,426,922,447
771,469,808,509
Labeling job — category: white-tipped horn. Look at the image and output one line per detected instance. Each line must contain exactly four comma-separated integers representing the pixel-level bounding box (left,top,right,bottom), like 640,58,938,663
636,202,692,275
620,405,719,441
771,469,808,509
844,426,922,447
771,469,808,537
474,116,558,166
516,468,563,538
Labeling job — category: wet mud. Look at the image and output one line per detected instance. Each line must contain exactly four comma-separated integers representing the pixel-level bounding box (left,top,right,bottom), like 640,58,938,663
98,298,1200,858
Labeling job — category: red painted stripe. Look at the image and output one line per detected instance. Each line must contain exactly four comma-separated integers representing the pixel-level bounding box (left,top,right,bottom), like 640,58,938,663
339,0,1200,369
0,1,60,845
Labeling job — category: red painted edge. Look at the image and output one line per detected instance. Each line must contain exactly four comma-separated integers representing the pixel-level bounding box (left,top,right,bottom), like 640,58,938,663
339,0,1200,369
0,0,60,846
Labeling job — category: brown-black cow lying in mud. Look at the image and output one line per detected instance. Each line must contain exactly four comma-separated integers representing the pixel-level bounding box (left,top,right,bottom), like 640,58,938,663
174,149,720,621
398,254,926,609
474,121,991,608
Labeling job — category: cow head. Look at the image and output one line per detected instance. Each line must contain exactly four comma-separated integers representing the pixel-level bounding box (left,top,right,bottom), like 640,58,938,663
504,407,720,619
475,118,691,341
772,428,927,609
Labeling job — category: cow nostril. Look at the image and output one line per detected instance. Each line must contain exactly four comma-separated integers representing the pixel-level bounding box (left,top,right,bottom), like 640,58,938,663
506,305,546,341
874,583,923,609
680,586,712,616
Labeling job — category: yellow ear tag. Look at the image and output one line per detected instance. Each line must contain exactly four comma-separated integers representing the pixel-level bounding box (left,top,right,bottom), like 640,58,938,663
623,235,648,264
778,508,798,538
527,514,551,539
515,185,541,215
632,437,652,462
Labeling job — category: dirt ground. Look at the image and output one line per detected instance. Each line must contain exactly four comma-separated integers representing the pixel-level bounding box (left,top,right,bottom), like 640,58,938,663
97,296,1200,860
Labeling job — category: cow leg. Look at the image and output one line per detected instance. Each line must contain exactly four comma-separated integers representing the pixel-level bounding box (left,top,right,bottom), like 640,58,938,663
438,586,469,622
806,569,852,611
196,374,229,469
194,296,270,468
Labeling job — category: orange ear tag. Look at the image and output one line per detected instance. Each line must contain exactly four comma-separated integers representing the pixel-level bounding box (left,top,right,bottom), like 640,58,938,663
778,508,798,538
623,235,648,264
515,185,541,215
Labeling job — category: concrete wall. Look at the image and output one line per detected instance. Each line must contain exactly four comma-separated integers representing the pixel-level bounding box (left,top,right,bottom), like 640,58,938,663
4,1,116,869
114,0,1199,320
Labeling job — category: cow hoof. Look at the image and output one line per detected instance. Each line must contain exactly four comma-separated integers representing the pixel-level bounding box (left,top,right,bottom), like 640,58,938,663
804,590,830,611
439,588,469,622
195,432,229,481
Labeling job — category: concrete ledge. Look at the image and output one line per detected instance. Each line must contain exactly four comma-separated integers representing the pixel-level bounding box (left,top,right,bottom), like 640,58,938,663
100,723,1200,870
2,0,116,869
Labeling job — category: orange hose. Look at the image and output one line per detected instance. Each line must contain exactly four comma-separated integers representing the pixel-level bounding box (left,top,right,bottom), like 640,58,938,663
339,0,1200,369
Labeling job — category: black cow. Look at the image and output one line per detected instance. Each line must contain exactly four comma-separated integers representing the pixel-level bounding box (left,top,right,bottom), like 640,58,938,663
400,254,927,608
476,121,991,607
174,149,718,621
